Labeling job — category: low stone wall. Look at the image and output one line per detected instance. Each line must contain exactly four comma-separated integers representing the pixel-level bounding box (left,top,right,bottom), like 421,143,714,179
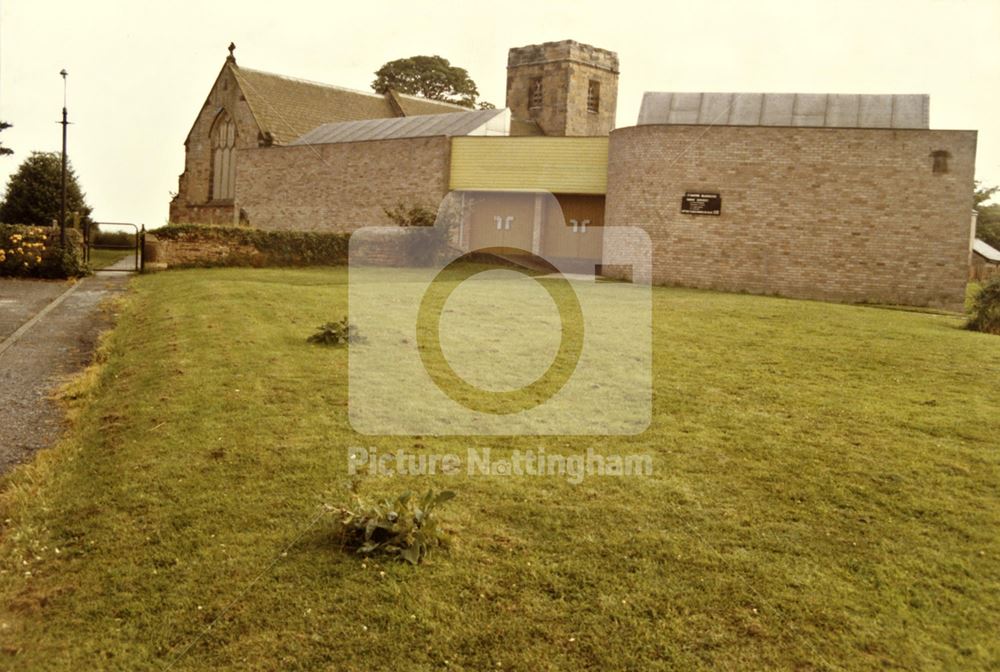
144,232,262,268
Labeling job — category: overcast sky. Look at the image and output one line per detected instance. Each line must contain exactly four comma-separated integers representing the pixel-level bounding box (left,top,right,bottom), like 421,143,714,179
0,0,997,228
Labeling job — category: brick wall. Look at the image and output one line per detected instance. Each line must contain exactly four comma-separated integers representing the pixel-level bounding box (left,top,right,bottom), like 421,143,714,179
235,136,452,232
605,124,977,310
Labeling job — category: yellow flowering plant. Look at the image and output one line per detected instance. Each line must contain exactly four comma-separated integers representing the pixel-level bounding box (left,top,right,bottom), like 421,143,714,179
0,224,86,278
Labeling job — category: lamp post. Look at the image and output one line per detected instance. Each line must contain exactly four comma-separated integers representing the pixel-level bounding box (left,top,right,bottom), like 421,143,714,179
59,69,68,247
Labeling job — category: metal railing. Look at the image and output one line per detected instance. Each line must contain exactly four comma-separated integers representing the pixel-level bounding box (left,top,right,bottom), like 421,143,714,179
83,221,143,272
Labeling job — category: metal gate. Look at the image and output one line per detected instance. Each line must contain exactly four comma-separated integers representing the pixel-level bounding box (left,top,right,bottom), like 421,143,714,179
83,222,143,272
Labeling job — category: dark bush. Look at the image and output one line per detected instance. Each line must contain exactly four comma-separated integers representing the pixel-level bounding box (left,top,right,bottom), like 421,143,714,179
383,203,437,227
155,224,350,267
0,224,86,278
967,278,1000,335
0,152,94,227
383,203,455,265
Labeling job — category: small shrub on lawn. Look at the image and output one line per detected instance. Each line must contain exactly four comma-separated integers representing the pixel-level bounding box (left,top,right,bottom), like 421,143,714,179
967,278,1000,335
330,488,455,565
307,318,366,346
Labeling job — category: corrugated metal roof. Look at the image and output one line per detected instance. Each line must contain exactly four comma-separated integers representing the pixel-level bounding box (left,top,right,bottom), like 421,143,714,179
395,94,471,116
291,108,508,145
637,92,930,129
450,137,609,194
974,238,1000,263
231,65,463,144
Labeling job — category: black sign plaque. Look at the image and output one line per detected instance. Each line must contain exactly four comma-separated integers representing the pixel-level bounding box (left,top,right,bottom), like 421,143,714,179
681,192,721,216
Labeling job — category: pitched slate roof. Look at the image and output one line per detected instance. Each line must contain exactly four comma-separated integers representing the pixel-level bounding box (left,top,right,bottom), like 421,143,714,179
973,238,1000,263
638,92,930,129
230,65,466,145
292,108,509,145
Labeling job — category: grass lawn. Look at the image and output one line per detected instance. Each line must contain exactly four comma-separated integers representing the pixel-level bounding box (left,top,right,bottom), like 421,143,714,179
1,266,998,671
87,248,135,270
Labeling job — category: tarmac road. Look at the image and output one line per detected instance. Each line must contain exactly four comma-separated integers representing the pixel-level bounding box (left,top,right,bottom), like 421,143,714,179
0,258,133,474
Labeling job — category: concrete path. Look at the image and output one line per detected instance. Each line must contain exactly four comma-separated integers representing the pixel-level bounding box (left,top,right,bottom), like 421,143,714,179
0,258,134,474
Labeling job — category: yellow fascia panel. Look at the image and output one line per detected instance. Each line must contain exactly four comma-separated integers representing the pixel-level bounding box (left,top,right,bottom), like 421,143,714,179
450,137,608,195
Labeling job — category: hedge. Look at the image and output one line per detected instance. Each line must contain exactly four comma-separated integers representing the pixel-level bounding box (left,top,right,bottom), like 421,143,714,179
0,224,87,278
967,277,1000,335
153,224,351,267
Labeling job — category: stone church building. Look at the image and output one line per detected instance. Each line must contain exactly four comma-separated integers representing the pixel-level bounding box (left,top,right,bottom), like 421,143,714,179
170,40,977,309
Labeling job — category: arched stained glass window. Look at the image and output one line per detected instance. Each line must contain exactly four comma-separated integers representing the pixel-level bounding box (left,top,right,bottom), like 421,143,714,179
211,112,237,200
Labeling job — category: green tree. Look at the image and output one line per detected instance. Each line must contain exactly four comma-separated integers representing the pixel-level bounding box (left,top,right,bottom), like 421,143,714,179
974,181,997,209
0,121,12,156
974,181,1000,250
0,151,93,227
372,55,487,109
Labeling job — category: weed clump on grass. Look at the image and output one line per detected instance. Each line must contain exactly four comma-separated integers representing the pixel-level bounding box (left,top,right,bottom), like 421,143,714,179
308,317,366,346
329,488,455,565
967,278,1000,335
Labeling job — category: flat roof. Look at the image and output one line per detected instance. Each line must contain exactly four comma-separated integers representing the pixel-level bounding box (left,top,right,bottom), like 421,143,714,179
638,93,930,129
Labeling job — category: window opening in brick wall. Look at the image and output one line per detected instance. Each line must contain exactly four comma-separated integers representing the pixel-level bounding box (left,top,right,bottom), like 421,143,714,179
529,78,543,109
587,80,600,113
211,112,237,200
931,150,951,175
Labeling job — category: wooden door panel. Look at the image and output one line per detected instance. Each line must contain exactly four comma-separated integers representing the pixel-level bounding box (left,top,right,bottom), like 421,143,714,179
468,195,502,250
468,192,535,253
542,197,577,258
543,195,606,260
502,195,535,252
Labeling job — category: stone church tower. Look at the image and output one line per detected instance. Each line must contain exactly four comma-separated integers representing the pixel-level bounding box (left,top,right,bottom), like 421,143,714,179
505,40,619,136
